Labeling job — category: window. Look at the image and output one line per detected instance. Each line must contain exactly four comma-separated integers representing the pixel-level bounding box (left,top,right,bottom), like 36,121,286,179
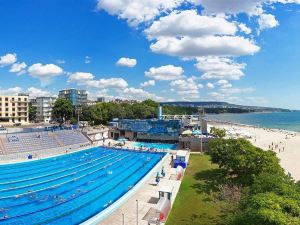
12,103,15,106
5,103,8,106
5,113,8,117
18,98,21,101
5,98,8,101
12,98,14,101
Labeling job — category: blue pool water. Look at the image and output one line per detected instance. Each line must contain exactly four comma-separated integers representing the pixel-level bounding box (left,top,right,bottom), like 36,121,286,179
0,147,165,224
131,142,177,150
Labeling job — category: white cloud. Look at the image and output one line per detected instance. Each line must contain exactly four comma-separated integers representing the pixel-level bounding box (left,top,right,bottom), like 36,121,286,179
198,83,204,88
9,62,27,73
27,87,51,98
85,56,91,64
192,0,300,16
0,53,17,67
116,57,137,67
27,63,63,85
216,79,228,85
238,23,252,34
219,87,255,94
258,14,279,30
209,89,265,105
196,56,246,80
0,87,23,96
145,65,184,80
215,79,232,88
192,0,264,15
170,77,198,91
68,72,95,83
170,77,200,99
150,36,260,58
122,87,164,101
0,86,52,98
140,80,155,87
145,10,237,40
86,78,128,89
67,71,128,89
221,83,232,89
96,0,184,26
206,82,215,89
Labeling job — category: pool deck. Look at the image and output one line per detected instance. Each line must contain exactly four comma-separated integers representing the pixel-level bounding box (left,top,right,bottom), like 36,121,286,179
99,151,189,225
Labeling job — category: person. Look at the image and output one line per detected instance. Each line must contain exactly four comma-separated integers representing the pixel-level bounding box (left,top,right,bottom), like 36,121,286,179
155,172,160,185
161,166,165,177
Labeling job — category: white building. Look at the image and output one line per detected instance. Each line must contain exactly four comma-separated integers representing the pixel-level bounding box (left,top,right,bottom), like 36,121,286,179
0,95,29,125
36,97,56,123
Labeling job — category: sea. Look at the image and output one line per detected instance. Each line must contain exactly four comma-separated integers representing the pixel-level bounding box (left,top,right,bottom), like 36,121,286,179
206,111,300,132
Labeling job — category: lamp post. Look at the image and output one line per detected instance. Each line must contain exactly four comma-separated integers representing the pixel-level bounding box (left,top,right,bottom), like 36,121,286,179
136,199,139,225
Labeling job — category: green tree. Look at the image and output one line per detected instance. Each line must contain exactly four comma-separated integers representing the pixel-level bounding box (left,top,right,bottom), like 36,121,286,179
28,101,37,122
209,138,284,186
52,98,73,125
210,127,226,138
232,193,300,225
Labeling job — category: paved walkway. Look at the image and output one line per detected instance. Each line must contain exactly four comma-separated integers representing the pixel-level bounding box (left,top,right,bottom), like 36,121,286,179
100,152,188,225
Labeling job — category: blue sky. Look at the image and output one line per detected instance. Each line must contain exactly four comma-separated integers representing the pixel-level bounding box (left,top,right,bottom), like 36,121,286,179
1,1,300,109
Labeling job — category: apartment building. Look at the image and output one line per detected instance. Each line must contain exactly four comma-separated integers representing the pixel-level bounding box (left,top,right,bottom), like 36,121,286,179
35,97,56,123
0,95,29,124
58,89,87,106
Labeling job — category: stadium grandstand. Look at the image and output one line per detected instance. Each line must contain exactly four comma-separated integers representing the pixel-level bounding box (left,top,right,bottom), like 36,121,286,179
0,129,91,160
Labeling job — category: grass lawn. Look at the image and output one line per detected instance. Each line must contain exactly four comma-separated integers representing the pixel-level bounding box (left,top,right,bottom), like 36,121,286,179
166,154,234,225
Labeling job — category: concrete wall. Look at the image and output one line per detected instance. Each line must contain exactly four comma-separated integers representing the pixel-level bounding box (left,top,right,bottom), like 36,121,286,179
178,136,213,152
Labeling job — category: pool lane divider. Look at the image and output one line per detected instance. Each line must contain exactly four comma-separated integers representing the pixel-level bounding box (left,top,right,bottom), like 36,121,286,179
0,154,145,221
81,152,169,225
0,153,141,210
0,153,133,200
0,151,116,185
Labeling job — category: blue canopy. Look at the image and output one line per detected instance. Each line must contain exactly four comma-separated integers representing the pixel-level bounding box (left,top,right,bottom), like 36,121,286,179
117,138,127,142
192,130,202,135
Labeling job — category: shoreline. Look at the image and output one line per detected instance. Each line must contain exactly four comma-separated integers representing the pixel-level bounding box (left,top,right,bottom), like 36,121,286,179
207,119,299,135
208,120,300,181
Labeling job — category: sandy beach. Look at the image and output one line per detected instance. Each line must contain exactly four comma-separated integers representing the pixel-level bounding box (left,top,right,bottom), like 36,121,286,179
208,121,300,181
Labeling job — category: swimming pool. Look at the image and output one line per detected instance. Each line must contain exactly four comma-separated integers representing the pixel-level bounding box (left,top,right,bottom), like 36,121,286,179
0,147,165,224
131,142,177,150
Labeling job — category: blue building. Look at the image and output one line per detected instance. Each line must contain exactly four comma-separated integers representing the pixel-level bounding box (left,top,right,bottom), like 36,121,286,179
58,89,88,106
109,119,182,143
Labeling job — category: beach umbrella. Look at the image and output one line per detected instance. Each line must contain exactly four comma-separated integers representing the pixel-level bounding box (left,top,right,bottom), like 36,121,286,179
182,130,192,135
192,130,202,135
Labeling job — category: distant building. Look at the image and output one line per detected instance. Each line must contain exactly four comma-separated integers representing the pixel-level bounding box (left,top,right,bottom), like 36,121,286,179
97,97,105,103
87,100,96,106
110,99,139,104
58,89,87,106
0,95,29,124
35,97,56,123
